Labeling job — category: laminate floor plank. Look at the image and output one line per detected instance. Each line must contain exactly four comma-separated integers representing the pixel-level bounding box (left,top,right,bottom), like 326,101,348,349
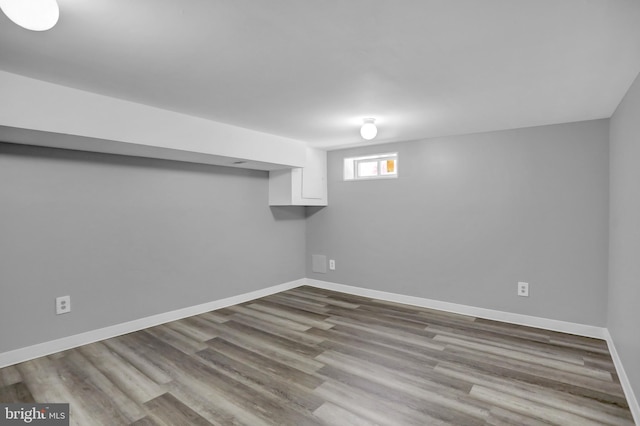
252,295,334,319
165,378,264,426
313,401,379,426
315,365,485,426
179,356,320,426
196,311,230,324
137,335,276,426
477,318,608,349
309,326,442,369
486,406,556,426
205,338,324,390
56,350,149,423
1,286,633,425
318,323,447,362
475,319,611,355
218,319,324,358
0,365,22,386
15,357,97,426
108,333,181,380
227,312,326,346
584,356,618,373
144,324,208,355
433,335,611,380
470,385,610,426
317,338,472,393
365,300,477,323
49,353,137,425
259,294,331,315
444,344,625,397
78,342,166,404
266,290,331,306
325,316,446,351
424,314,555,343
316,349,490,420
360,301,479,330
435,362,634,424
200,323,325,374
327,305,438,333
129,417,162,426
312,379,444,426
426,323,591,365
247,302,334,330
439,344,630,407
195,347,325,412
165,318,218,342
102,338,173,385
0,382,35,403
422,317,553,348
435,350,627,407
285,289,361,309
548,338,611,355
143,392,213,426
223,305,311,332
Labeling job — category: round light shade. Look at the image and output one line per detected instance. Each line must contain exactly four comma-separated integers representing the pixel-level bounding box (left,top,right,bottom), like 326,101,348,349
0,0,59,31
360,119,377,140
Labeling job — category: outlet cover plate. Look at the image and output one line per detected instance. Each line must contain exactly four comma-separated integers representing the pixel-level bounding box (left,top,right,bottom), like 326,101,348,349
56,295,71,315
518,282,529,297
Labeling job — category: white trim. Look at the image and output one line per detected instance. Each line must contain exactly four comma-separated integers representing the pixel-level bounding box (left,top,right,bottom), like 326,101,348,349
604,329,640,425
304,279,606,339
0,279,305,369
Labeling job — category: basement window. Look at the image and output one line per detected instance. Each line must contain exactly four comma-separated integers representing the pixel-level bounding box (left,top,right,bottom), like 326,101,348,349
344,153,398,180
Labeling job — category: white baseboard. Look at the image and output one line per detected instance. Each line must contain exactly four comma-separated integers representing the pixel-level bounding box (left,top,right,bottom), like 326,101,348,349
604,330,640,425
304,279,607,339
0,278,305,369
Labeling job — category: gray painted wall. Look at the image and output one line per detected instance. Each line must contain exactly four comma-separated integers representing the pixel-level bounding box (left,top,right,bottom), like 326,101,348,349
307,120,610,326
0,143,306,353
609,71,640,405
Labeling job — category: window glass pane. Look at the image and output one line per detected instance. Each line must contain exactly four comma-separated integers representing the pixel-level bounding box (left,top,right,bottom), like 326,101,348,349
380,159,396,175
357,160,378,177
344,158,355,180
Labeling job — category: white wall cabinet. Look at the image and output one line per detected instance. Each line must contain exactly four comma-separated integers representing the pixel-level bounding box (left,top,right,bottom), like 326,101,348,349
269,147,327,206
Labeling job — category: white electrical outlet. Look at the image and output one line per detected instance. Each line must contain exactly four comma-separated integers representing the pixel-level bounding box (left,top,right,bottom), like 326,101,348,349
56,295,71,315
517,282,529,297
329,259,336,270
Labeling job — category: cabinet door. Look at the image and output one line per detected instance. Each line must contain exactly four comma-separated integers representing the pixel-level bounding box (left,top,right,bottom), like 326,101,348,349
301,148,326,200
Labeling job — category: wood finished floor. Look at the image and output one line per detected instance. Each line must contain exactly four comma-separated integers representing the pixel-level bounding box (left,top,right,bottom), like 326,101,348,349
0,286,634,425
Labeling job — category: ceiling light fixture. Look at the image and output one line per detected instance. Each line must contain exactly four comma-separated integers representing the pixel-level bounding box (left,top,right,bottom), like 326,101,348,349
0,0,59,31
360,118,377,140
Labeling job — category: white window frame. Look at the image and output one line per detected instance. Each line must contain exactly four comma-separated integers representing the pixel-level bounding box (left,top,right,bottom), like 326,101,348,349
344,152,398,181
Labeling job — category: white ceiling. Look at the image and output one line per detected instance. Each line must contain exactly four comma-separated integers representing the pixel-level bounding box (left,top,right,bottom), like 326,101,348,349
1,0,639,150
